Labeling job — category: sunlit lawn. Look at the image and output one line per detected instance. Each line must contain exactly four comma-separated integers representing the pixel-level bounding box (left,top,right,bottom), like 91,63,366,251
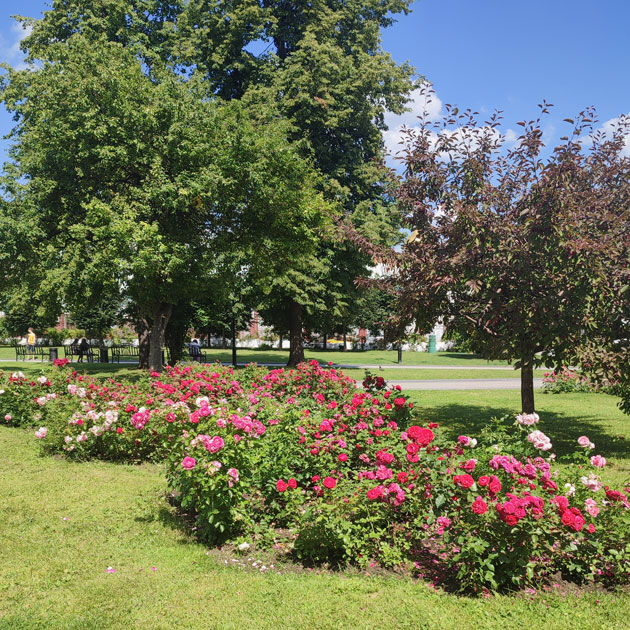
0,346,514,367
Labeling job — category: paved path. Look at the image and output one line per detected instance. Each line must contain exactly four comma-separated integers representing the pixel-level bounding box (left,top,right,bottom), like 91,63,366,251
386,378,544,390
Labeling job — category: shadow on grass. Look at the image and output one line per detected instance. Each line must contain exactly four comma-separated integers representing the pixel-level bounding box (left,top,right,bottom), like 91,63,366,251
422,402,630,462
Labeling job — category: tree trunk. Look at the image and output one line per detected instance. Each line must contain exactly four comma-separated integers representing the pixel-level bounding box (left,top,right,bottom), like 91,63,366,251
148,302,172,373
343,332,347,351
521,359,535,413
231,316,237,367
287,300,304,366
323,332,327,351
137,318,150,370
278,334,283,350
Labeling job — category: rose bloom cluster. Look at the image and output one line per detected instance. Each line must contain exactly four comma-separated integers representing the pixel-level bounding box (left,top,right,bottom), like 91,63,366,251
18,360,630,592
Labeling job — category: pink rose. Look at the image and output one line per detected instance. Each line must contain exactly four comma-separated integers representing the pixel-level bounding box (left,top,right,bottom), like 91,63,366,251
590,455,606,468
182,457,196,470
577,435,594,449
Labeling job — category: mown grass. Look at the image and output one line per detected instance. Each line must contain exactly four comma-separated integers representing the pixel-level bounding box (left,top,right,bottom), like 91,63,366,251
343,367,546,380
1,358,546,382
1,426,629,630
0,346,513,366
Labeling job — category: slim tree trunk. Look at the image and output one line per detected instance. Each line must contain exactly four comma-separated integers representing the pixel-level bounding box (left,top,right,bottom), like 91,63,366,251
137,318,150,370
323,332,327,351
231,316,237,367
343,332,347,351
521,359,535,413
278,334,283,350
287,300,304,366
148,302,172,373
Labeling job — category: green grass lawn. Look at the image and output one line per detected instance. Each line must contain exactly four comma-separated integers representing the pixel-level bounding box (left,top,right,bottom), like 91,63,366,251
1,425,629,630
1,346,513,366
342,368,546,380
0,345,515,367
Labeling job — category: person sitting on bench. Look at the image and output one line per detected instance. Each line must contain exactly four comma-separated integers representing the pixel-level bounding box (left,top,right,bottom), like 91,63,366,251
188,338,202,362
78,337,90,363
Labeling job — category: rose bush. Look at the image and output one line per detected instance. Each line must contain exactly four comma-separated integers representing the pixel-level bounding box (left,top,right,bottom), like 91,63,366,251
15,360,630,593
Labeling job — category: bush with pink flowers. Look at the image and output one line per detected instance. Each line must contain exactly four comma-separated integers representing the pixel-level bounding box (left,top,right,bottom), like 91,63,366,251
16,360,630,593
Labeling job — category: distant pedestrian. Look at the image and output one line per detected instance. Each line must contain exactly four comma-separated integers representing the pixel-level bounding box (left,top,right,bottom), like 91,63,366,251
27,327,36,361
78,337,90,363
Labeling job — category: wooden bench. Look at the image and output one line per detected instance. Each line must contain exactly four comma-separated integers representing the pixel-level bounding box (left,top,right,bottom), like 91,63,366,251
111,345,140,363
14,342,52,362
63,344,96,363
187,344,208,363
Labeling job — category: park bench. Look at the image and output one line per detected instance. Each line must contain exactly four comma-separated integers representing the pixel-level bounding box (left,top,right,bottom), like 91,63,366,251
111,344,140,363
63,343,96,363
187,344,208,363
13,341,52,362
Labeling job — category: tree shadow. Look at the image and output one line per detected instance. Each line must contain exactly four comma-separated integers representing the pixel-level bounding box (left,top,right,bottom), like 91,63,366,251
420,402,630,462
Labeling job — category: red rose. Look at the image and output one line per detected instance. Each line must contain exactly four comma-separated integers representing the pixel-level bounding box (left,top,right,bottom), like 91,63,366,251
561,510,575,527
472,498,488,515
416,428,434,447
605,490,624,502
503,514,518,526
453,474,474,489
276,479,288,493
478,475,490,487
338,453,348,462
116,427,124,434
323,477,337,489
288,478,297,489
488,477,502,494
367,487,382,500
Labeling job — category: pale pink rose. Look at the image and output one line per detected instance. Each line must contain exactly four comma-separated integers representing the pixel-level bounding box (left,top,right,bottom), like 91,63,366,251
4,414,11,422
528,430,552,451
516,412,540,426
581,474,602,492
34,427,47,439
64,435,73,444
585,498,600,518
590,455,606,468
577,435,594,448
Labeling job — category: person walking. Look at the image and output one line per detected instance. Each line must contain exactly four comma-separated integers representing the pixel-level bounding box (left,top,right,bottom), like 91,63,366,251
27,327,36,361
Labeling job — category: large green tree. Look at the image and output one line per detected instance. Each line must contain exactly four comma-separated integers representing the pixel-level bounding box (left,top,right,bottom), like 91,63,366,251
1,35,326,370
11,0,414,366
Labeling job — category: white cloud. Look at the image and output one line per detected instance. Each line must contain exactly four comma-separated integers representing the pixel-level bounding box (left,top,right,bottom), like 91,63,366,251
0,22,33,71
383,85,518,165
600,114,630,157
383,84,443,160
579,114,630,158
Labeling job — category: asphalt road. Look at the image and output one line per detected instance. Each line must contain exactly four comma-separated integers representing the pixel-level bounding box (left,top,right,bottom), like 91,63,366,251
387,378,544,391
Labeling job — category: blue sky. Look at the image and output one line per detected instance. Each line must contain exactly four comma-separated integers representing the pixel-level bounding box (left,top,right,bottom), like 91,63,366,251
1,0,628,161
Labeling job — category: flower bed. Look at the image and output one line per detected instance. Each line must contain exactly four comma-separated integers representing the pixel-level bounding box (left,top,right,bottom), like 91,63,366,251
542,367,617,394
3,360,629,593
